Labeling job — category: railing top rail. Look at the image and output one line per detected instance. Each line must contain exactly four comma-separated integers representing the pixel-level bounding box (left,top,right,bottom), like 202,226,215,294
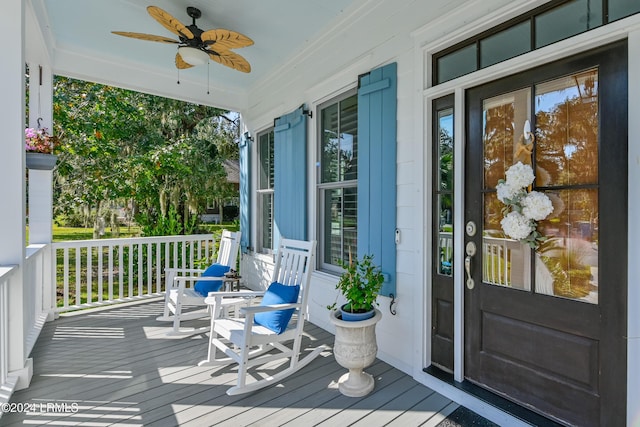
51,233,216,249
0,265,18,281
483,236,517,243
26,244,49,259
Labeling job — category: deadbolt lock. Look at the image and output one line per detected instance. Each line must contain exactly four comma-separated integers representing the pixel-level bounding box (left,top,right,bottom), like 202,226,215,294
465,221,477,237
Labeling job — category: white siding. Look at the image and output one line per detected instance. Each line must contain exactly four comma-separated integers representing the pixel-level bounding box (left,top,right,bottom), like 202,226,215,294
240,0,477,374
239,0,640,423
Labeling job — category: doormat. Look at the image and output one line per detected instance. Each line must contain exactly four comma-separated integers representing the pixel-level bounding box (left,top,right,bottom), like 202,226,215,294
437,406,499,427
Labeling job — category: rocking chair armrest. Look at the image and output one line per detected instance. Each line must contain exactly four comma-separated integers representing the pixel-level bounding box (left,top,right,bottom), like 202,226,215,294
208,290,263,298
172,274,226,292
204,291,264,305
173,275,225,283
165,268,205,274
240,303,301,315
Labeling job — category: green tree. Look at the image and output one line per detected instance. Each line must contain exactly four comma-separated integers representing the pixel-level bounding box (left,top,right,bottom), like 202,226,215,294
52,77,238,236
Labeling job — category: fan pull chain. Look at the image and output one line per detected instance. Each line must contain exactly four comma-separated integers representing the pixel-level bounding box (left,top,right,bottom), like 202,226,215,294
177,68,180,85
207,60,210,95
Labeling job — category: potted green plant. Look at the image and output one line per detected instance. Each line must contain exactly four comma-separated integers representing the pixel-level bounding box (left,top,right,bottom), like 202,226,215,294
328,253,384,397
328,254,384,321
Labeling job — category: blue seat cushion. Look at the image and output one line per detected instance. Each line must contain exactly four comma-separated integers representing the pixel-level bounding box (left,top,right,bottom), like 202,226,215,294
254,282,300,334
193,263,231,296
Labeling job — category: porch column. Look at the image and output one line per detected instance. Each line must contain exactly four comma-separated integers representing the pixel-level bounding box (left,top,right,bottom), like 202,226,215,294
28,63,54,246
0,0,32,390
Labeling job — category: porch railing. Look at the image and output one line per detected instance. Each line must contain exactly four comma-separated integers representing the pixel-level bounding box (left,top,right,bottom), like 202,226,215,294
483,236,530,289
24,245,51,356
52,234,217,313
2,250,51,402
1,233,217,412
439,232,453,275
0,265,16,389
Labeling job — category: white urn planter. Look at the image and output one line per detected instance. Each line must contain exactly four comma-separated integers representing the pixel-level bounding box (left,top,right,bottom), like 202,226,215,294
330,308,382,397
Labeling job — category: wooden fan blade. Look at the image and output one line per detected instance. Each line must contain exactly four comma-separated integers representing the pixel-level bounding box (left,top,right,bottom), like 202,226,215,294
175,52,195,69
207,49,251,73
147,6,194,40
112,31,179,44
201,29,254,50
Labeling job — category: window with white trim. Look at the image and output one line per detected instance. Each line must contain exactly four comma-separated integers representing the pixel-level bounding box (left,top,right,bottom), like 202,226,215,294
257,128,274,253
317,90,358,272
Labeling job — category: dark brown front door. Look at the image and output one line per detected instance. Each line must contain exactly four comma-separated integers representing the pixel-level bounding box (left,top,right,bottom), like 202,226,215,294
464,42,627,426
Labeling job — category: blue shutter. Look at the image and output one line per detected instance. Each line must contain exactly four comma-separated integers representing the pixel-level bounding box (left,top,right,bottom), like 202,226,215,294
357,62,397,297
239,132,251,253
274,106,308,246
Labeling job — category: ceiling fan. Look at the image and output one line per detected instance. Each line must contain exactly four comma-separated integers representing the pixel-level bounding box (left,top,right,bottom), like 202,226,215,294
112,6,253,73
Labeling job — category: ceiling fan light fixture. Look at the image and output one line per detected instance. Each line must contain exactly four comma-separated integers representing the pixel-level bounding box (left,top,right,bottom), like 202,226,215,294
178,46,209,65
113,6,252,72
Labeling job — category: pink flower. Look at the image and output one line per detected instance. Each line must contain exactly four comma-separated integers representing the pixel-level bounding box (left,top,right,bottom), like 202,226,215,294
25,127,59,154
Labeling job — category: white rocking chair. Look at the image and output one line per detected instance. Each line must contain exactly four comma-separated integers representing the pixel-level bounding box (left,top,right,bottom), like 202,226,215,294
156,230,241,336
198,238,326,395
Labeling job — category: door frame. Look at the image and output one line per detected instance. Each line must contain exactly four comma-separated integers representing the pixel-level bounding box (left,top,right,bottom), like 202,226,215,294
416,12,640,426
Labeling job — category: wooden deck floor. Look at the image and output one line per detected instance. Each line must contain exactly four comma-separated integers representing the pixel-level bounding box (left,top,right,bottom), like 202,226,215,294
3,300,460,426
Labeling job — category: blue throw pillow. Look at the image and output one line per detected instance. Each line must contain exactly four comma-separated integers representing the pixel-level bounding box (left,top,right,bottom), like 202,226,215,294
193,263,231,296
254,282,300,334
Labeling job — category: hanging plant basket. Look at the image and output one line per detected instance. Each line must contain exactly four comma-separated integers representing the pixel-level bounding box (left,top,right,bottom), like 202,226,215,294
26,152,58,170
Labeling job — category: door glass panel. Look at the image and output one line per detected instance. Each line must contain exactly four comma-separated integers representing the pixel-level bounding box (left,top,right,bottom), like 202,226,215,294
536,189,598,303
483,192,532,290
482,88,533,290
438,109,454,191
437,107,454,276
534,70,599,304
535,69,598,186
483,88,532,188
438,195,453,276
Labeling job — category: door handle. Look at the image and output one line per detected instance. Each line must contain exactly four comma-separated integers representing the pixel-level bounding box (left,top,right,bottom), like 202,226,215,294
464,241,476,290
465,256,475,289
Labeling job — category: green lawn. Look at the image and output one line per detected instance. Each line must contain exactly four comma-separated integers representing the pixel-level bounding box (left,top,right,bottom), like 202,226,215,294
52,226,142,242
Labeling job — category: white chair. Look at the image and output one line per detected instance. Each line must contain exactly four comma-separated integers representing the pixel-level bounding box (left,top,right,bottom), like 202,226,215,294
198,238,326,395
156,230,241,336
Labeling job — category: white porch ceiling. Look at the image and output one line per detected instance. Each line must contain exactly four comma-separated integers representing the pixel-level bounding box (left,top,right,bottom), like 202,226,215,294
27,0,357,112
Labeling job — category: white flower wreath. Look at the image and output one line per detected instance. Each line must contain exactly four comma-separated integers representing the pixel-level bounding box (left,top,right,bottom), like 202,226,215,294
496,162,553,249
